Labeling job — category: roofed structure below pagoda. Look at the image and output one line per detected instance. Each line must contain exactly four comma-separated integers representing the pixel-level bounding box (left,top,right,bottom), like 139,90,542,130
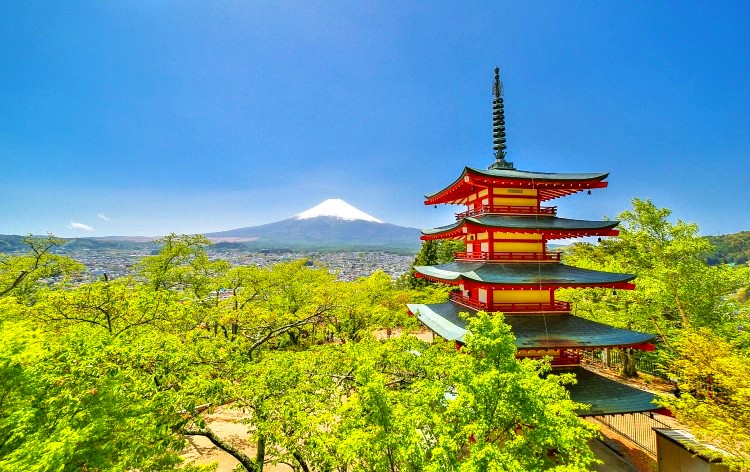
559,367,659,416
424,166,609,204
414,262,635,287
406,301,655,348
421,215,619,239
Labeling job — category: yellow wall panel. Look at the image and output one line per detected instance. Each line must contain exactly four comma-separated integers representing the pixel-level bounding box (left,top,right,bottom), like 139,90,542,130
493,290,551,304
493,242,543,252
492,197,538,206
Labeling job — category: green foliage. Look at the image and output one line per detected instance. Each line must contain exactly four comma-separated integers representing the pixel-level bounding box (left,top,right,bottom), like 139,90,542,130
660,329,750,470
0,234,596,471
231,313,596,471
561,198,750,348
0,234,82,300
442,313,597,472
0,322,205,471
706,230,750,266
138,233,215,291
561,198,750,464
400,239,464,289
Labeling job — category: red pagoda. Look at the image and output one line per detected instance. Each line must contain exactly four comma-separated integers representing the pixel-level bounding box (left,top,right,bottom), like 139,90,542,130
407,68,659,416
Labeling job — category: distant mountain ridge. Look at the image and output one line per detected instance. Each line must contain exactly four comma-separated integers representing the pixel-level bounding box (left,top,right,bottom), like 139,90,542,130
706,231,750,265
0,199,421,253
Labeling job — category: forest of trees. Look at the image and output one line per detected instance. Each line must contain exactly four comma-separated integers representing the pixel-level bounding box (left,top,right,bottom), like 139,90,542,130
1,199,749,471
0,234,597,471
706,231,750,266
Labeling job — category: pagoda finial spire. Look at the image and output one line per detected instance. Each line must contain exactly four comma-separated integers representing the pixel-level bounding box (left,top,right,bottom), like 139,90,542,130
489,66,514,170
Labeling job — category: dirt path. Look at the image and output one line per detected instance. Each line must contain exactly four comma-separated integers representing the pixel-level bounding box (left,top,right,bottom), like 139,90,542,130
181,405,292,471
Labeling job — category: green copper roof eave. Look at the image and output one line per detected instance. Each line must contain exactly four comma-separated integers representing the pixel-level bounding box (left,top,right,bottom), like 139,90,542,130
407,303,468,343
407,302,656,349
414,262,636,285
421,215,620,236
558,367,659,416
424,166,610,200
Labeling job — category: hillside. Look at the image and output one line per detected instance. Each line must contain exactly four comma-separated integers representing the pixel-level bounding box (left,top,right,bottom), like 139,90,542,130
706,231,750,265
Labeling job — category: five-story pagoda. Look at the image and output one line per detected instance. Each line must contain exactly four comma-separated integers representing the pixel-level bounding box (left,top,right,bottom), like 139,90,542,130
407,68,659,416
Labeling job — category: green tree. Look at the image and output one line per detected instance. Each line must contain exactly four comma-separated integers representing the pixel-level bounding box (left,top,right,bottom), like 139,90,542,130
561,199,750,374
0,234,597,471
0,234,81,300
0,320,223,471
226,313,596,472
327,270,417,342
430,312,597,471
400,239,464,289
138,233,214,292
660,329,750,470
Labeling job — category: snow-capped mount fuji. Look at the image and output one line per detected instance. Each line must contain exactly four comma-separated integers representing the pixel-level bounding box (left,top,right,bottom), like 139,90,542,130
204,199,420,251
294,199,384,223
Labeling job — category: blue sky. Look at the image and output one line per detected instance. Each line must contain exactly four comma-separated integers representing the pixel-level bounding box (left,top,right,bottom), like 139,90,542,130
1,1,748,237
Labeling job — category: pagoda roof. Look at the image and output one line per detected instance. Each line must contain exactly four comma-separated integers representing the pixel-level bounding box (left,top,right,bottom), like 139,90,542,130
425,166,609,204
414,262,635,287
468,166,609,182
406,301,655,349
421,215,619,240
559,367,659,416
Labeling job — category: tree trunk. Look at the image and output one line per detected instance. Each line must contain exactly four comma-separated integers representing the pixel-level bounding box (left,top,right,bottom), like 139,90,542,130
256,434,266,471
674,290,691,329
621,348,638,378
292,451,311,472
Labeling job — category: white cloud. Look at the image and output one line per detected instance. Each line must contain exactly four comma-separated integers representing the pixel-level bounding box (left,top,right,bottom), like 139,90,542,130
97,213,110,221
67,221,95,232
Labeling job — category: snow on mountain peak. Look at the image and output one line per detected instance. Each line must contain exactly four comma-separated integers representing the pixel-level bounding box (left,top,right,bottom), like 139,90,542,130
294,199,384,223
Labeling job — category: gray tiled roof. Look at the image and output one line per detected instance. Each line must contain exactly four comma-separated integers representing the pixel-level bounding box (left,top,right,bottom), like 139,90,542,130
414,262,635,285
468,167,609,182
558,367,659,416
422,215,619,235
407,302,655,349
425,167,609,199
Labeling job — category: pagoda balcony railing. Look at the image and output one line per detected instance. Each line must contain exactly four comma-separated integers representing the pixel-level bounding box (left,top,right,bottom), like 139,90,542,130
455,204,557,220
449,293,571,313
449,292,488,311
520,349,581,366
454,251,562,262
491,301,571,313
551,350,581,366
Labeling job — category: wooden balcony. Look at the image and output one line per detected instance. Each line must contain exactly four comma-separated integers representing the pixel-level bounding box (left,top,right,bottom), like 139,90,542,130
456,204,556,220
454,251,562,262
449,293,571,313
491,301,571,313
449,292,488,310
518,350,581,366
453,251,488,261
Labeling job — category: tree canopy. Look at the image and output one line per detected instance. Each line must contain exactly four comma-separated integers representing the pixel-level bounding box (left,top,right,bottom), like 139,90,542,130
561,198,750,469
0,234,598,471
